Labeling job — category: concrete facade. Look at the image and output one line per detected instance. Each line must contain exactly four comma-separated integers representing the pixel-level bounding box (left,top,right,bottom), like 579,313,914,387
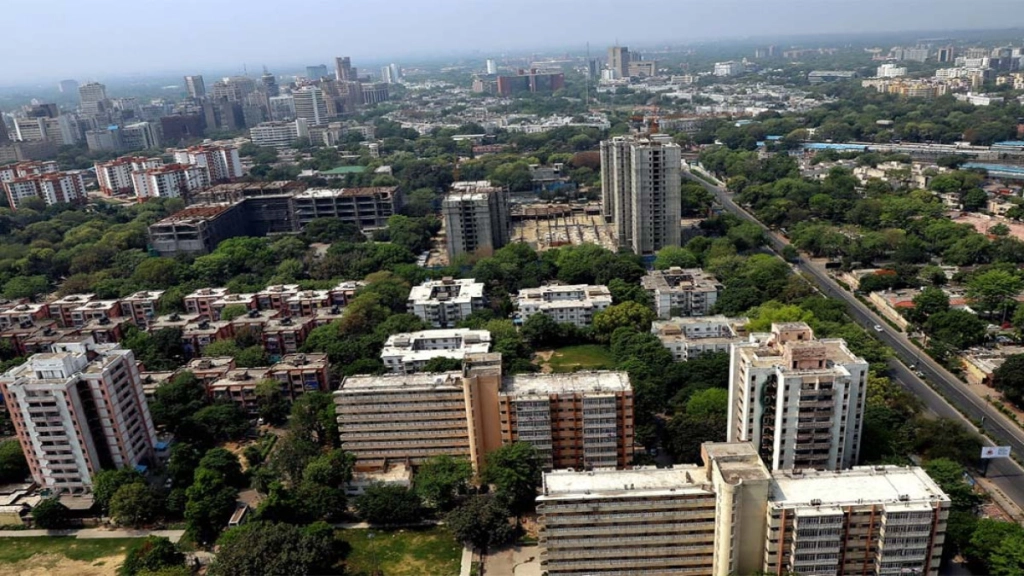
516,284,613,328
652,315,749,361
641,267,722,319
600,135,682,255
442,182,511,258
407,278,486,328
0,342,157,493
728,323,869,471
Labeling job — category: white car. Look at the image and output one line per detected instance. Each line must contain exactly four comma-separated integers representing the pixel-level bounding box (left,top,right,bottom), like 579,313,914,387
873,325,883,332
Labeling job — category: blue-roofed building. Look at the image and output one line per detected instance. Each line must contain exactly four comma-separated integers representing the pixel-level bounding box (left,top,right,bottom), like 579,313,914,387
992,141,1024,150
802,143,870,152
963,163,1024,180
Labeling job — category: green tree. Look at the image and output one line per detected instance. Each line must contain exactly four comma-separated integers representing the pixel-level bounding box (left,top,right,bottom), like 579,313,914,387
967,269,1023,319
290,392,338,448
912,418,983,466
254,379,290,425
93,468,146,513
184,468,238,545
119,536,186,576
924,309,987,349
445,495,515,551
0,440,28,483
993,354,1024,408
302,449,355,489
354,484,423,525
209,521,339,576
992,530,1024,576
199,448,246,488
219,304,250,322
32,497,70,528
967,519,1023,574
592,301,656,342
519,313,567,349
149,371,206,433
414,455,472,511
481,442,542,516
110,483,161,528
665,388,729,463
923,458,982,513
907,286,950,324
653,246,698,270
3,275,49,301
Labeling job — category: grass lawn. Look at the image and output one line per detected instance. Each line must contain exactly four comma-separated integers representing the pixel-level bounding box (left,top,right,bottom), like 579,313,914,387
0,536,135,564
546,344,616,373
337,527,462,576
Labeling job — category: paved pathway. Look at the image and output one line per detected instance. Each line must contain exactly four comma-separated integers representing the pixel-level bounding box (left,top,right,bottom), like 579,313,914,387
0,528,185,542
460,546,474,576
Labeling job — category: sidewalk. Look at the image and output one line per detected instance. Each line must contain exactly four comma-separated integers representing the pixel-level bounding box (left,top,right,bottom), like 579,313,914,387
0,528,185,542
459,546,474,576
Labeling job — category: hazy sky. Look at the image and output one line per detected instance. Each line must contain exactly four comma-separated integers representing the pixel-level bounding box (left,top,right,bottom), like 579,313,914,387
4,0,1023,82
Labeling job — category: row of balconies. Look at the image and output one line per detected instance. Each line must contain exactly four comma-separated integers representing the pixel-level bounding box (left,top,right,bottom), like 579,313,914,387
342,438,470,450
543,543,713,560
541,506,715,523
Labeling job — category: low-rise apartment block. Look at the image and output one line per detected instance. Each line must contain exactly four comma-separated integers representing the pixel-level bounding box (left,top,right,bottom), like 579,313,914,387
0,341,157,493
516,284,613,328
329,280,365,308
381,329,491,373
181,318,234,356
287,290,333,317
407,278,486,328
267,353,331,397
3,170,86,210
119,291,165,329
69,300,121,329
652,315,749,361
256,284,301,314
728,323,869,471
47,294,96,328
642,267,722,320
209,368,270,413
186,356,235,388
262,316,315,355
183,287,230,317
0,303,49,329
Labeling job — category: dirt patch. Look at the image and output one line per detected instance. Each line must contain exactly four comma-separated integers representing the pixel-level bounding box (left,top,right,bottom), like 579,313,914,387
4,553,122,576
533,350,554,374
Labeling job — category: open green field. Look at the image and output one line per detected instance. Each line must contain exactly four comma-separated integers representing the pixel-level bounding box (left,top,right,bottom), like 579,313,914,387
337,527,462,576
546,344,616,373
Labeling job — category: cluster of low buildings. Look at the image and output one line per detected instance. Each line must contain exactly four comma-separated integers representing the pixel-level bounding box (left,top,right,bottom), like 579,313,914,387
0,160,87,210
0,281,363,364
94,144,243,200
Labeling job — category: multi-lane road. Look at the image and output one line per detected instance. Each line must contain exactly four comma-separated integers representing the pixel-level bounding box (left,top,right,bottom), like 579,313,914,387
690,172,1024,509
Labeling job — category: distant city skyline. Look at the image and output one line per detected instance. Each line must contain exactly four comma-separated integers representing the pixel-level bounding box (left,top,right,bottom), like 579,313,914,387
2,0,1024,83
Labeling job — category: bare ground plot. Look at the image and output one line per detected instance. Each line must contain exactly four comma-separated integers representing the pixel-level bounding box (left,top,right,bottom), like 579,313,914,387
0,537,136,576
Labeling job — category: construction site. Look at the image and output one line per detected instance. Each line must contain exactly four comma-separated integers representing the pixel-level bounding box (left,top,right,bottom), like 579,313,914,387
511,202,618,252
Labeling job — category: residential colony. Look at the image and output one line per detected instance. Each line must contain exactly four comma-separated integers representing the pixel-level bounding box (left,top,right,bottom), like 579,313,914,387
0,263,949,576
